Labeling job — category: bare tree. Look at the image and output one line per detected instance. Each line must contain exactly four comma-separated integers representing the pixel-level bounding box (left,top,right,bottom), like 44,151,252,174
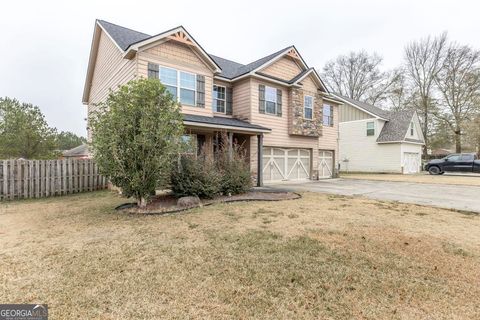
404,33,448,158
385,69,418,111
321,51,396,105
434,44,480,153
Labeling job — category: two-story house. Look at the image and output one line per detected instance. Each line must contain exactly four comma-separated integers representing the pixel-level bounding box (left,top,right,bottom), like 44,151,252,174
82,20,343,185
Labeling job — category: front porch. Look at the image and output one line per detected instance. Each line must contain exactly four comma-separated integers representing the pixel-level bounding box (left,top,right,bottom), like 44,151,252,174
182,114,271,186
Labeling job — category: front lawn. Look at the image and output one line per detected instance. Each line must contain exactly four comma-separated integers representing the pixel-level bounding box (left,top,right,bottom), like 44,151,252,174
1,191,479,319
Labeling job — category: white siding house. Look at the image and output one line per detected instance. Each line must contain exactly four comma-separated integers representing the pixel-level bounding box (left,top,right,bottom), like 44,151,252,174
335,94,425,174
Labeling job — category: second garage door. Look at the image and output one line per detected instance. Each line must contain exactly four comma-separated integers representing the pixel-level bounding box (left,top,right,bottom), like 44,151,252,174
263,147,311,182
403,152,420,174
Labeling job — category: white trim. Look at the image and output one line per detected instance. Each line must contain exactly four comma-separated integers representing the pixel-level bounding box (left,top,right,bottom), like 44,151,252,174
378,140,425,145
303,95,314,120
331,94,389,121
253,47,307,74
264,85,278,115
183,121,271,133
212,84,226,114
292,69,329,93
159,65,197,107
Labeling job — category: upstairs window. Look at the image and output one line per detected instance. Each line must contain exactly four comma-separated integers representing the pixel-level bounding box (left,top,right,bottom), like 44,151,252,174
323,104,333,126
265,86,277,114
159,67,178,100
179,71,196,106
213,85,226,113
410,121,414,136
159,66,196,106
304,96,313,119
366,121,375,136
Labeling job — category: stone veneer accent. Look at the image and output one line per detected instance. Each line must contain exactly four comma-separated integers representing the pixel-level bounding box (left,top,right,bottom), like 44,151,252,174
288,88,323,137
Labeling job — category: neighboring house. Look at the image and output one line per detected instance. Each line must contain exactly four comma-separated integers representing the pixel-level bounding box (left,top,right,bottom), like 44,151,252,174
62,144,90,159
82,20,343,185
334,94,425,174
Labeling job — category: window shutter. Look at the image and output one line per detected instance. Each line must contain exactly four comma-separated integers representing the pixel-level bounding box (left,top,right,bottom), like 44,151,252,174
276,89,282,117
226,87,233,115
196,75,205,108
259,85,265,114
147,63,159,79
330,106,334,126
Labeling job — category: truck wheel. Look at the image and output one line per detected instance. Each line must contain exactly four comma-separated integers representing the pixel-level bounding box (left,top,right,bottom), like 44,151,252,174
428,166,441,175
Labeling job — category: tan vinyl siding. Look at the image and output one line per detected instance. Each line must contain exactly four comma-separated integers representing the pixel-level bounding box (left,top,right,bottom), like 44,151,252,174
300,76,318,95
136,40,215,117
87,29,137,140
318,103,339,170
339,103,374,122
260,56,303,81
232,79,251,121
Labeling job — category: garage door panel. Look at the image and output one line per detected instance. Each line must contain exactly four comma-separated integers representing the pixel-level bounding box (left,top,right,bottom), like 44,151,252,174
318,150,333,179
403,152,420,174
263,147,311,182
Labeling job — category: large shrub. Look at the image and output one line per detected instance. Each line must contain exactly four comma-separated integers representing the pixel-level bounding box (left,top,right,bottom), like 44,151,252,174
89,78,184,208
171,155,222,199
216,141,252,195
171,135,251,198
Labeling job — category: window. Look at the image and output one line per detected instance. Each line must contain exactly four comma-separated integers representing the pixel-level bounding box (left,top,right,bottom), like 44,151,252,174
159,67,196,106
160,67,178,100
366,121,375,136
323,104,333,126
410,122,414,136
460,154,474,161
181,134,197,154
265,86,277,114
446,154,461,162
304,96,313,119
180,71,196,105
213,85,226,113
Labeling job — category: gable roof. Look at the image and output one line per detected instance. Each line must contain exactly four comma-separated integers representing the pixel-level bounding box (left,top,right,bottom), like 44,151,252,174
376,109,423,143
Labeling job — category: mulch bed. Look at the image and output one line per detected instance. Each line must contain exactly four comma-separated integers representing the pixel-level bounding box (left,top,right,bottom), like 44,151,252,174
116,191,301,215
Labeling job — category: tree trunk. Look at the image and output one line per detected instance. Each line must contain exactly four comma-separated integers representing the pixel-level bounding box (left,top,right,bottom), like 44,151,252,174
138,197,147,209
422,106,429,160
454,130,462,153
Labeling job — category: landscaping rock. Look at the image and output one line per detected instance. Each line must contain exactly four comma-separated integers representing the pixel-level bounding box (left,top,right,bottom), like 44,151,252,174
177,196,201,208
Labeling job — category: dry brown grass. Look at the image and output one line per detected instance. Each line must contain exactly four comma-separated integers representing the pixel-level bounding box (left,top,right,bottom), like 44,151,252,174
1,191,479,319
342,172,480,186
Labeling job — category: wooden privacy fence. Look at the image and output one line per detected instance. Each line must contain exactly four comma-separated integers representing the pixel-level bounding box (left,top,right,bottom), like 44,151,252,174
0,159,108,200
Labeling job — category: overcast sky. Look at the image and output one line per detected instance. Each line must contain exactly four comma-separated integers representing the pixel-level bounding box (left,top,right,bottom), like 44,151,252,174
1,0,479,137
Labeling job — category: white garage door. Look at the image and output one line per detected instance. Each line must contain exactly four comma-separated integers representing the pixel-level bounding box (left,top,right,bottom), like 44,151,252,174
318,150,334,179
403,152,420,174
263,147,311,182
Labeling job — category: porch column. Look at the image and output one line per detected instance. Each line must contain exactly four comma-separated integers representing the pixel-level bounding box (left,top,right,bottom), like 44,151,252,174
257,133,263,187
228,132,233,160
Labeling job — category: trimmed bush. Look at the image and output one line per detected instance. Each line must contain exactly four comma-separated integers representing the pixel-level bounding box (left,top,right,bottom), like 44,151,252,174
170,134,252,199
171,155,222,199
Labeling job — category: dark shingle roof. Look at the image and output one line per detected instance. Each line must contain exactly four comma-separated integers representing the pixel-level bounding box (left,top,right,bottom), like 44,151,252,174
209,55,245,79
183,114,270,132
333,94,391,119
97,20,295,80
63,144,90,157
376,110,421,143
97,20,150,51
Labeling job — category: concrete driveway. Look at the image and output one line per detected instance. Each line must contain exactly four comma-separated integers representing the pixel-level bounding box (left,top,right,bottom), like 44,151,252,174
269,179,480,213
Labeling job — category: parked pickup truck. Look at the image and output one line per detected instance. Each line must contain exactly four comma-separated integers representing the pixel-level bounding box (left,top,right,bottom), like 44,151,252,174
425,153,480,175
